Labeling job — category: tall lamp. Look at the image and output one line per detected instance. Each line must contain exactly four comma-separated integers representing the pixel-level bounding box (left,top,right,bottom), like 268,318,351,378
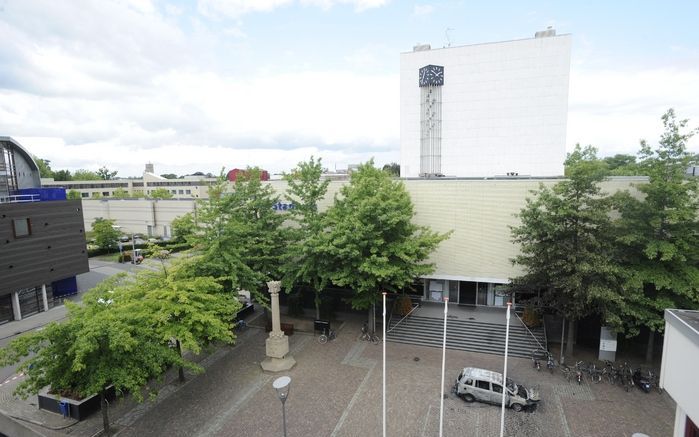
273,376,291,437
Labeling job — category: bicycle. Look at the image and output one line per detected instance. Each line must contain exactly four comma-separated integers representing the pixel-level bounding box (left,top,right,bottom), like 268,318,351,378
360,323,380,345
318,328,336,344
234,319,247,332
559,363,573,383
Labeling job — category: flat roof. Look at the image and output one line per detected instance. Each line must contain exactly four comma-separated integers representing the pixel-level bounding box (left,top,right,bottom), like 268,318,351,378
401,33,572,55
665,309,699,349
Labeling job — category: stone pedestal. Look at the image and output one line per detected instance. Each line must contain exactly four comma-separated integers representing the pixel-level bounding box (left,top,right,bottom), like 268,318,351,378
260,281,296,372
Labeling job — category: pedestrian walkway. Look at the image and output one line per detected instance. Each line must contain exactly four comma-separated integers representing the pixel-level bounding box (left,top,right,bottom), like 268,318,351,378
0,311,677,437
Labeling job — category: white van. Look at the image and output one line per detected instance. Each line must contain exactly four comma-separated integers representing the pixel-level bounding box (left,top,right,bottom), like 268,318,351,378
453,367,540,412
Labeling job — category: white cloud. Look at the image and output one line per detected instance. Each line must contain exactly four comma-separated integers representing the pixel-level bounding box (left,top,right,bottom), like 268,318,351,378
413,4,433,16
302,0,389,11
567,66,699,155
198,0,293,19
198,0,388,17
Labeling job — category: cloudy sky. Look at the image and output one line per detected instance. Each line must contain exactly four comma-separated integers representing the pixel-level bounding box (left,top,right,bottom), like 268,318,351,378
1,0,698,177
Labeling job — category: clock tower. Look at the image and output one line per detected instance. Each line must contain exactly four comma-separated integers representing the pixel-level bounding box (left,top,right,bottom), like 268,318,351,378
419,65,444,176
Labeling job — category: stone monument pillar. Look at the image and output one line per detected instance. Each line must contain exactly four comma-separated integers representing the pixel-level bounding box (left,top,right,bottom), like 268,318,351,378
261,281,296,372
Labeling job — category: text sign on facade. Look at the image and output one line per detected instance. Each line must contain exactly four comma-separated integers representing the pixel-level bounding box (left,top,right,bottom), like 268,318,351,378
599,339,617,352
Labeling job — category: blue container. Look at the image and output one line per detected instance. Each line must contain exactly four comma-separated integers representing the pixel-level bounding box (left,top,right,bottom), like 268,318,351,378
17,187,67,201
52,277,78,298
59,400,70,418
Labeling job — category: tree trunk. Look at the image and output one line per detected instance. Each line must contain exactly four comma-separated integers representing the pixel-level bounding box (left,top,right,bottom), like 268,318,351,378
645,330,655,363
368,306,374,334
101,388,111,436
565,319,575,358
176,339,185,383
315,292,321,320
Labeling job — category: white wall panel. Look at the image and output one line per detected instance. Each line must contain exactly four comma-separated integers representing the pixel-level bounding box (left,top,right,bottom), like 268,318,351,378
401,35,572,178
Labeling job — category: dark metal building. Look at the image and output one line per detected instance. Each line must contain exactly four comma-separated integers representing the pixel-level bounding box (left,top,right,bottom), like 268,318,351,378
0,137,89,323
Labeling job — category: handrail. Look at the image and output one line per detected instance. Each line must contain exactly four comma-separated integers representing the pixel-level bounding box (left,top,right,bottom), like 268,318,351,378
387,302,420,333
513,310,546,351
0,194,40,204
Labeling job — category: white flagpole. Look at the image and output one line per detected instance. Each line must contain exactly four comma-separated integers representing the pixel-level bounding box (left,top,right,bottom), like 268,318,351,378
439,296,449,437
500,301,512,437
382,292,387,437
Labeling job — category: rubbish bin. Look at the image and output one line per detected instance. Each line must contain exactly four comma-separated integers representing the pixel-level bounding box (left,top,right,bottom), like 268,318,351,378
59,400,70,418
314,320,330,335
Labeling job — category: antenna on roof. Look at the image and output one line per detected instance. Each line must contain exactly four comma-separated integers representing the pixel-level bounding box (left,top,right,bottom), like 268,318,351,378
445,28,454,47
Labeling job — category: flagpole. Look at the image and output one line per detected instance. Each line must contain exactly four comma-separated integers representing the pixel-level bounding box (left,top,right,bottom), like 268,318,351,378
439,296,449,437
500,301,512,437
382,292,387,437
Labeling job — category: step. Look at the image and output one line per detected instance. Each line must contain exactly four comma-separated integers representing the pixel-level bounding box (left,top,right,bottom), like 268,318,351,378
385,315,547,358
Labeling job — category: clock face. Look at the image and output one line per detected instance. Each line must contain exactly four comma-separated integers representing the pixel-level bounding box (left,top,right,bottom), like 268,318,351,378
419,65,444,87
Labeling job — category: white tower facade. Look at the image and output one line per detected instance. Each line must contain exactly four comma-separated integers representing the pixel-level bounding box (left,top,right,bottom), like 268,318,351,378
400,31,572,178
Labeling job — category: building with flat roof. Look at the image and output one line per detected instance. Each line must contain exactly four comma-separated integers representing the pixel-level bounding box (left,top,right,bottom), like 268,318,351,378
661,309,699,437
400,28,571,178
0,137,89,323
41,164,217,199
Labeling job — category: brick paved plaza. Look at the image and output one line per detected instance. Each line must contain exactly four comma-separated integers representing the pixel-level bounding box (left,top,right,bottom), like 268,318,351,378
0,313,676,436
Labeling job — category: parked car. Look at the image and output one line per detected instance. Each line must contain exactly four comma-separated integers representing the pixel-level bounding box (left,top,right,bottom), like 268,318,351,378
119,235,130,242
453,367,540,412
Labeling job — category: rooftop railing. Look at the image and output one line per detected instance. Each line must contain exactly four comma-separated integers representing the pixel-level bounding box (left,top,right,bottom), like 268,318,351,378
0,194,41,204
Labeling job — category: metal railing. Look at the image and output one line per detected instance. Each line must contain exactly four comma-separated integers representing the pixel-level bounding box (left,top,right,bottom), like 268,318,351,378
513,310,546,351
386,302,421,334
0,194,40,204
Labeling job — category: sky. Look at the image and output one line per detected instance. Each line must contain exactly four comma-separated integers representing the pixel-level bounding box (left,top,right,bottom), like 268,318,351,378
1,0,698,178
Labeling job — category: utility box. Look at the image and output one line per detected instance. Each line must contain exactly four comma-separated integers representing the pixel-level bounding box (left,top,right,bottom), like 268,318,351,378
598,326,617,361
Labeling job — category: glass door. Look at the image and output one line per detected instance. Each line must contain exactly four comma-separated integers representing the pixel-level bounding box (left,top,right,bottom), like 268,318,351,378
459,281,477,305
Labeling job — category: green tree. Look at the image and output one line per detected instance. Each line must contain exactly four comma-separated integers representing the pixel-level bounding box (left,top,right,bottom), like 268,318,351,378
171,212,196,243
282,157,331,318
612,109,699,361
315,160,450,327
32,156,53,178
603,154,639,175
160,173,178,179
67,189,81,200
149,188,174,199
53,169,73,181
92,218,120,251
97,166,118,180
123,262,240,382
73,169,100,180
382,162,400,177
510,145,622,357
91,192,103,199
112,187,130,199
189,169,286,304
0,287,185,436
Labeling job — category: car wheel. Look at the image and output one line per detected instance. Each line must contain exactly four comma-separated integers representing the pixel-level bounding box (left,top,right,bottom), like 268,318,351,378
460,393,475,403
511,403,523,412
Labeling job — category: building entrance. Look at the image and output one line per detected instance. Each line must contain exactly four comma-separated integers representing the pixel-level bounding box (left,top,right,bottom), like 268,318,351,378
459,281,477,305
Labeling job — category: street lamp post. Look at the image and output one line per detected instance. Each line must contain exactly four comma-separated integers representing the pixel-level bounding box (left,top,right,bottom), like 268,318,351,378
273,376,291,437
500,301,512,437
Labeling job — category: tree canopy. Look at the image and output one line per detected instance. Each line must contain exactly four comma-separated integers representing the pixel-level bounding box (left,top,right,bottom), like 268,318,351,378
282,157,331,318
188,169,286,304
149,188,174,199
314,161,450,313
612,109,699,360
91,218,120,250
511,145,623,356
97,166,118,180
73,169,101,180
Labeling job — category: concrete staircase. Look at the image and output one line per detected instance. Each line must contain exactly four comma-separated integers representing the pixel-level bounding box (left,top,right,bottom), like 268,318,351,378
385,314,546,359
